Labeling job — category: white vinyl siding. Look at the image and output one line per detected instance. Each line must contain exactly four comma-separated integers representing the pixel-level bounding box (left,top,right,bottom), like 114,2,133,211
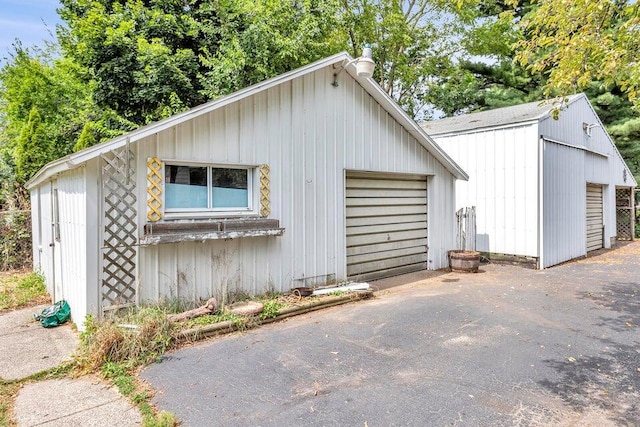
434,125,539,257
346,172,428,281
54,168,89,324
135,64,456,303
542,140,586,267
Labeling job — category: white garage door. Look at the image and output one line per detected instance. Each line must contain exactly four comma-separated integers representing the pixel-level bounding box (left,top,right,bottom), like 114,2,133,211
346,172,428,281
586,184,604,252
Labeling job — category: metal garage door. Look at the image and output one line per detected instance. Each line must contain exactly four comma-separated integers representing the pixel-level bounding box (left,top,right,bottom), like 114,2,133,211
346,172,428,281
586,184,604,252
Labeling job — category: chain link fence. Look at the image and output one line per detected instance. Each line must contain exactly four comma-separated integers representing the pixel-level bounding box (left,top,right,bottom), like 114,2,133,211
0,210,32,271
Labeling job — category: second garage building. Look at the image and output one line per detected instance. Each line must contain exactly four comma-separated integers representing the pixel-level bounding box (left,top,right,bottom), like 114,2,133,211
422,94,637,268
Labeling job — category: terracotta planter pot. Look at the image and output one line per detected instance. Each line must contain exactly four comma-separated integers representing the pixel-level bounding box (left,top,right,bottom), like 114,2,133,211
449,250,480,273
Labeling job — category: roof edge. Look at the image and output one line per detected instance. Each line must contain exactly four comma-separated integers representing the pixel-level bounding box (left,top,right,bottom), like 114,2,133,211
27,51,468,187
27,52,351,189
426,119,540,138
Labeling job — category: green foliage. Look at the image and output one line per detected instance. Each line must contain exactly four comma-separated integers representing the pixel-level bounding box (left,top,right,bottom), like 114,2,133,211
199,0,343,100
56,0,475,121
101,361,177,426
15,108,49,184
587,85,640,183
0,270,47,311
327,290,347,297
258,299,282,320
423,0,546,116
73,123,98,153
0,44,132,204
515,0,640,108
182,312,242,329
0,210,32,272
58,0,344,123
58,0,210,124
339,0,464,119
0,46,94,158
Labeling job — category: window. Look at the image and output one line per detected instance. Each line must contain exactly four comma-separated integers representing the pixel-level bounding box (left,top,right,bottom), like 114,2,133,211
164,164,251,214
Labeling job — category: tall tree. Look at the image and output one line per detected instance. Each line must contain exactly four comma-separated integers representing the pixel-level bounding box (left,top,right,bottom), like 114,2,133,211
424,0,545,116
197,0,344,98
515,0,640,107
0,44,135,207
58,0,220,124
340,0,463,119
14,108,49,184
58,0,470,122
58,0,344,124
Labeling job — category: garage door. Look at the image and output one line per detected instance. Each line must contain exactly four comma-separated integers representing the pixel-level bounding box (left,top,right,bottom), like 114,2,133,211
586,184,604,252
346,172,428,281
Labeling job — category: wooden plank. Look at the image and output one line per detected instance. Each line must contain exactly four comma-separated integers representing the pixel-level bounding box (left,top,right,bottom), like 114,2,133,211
346,238,428,256
347,253,428,276
347,229,427,247
347,221,427,236
346,214,427,227
347,204,427,218
346,197,426,207
347,245,426,265
346,188,426,198
346,178,427,190
348,263,427,281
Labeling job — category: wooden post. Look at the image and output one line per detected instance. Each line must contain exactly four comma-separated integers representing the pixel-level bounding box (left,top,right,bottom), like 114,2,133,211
633,188,637,241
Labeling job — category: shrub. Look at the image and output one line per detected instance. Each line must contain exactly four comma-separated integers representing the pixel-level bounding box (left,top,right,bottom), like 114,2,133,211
0,210,32,271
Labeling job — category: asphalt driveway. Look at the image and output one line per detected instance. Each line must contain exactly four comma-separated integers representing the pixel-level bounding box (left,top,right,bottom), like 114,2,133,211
142,242,640,426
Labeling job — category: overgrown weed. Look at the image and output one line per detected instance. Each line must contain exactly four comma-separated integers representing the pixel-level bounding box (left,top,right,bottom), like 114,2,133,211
74,307,176,373
259,299,282,319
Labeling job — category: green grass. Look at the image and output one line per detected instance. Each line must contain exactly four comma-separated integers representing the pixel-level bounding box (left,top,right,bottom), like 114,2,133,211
0,381,19,426
327,290,347,297
0,271,48,311
101,362,177,427
182,312,243,329
258,299,283,319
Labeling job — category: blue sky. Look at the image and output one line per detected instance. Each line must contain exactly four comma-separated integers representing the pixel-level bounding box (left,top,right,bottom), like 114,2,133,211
0,0,62,61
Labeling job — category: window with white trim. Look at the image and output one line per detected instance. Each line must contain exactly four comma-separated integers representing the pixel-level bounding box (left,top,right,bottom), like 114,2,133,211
164,164,253,214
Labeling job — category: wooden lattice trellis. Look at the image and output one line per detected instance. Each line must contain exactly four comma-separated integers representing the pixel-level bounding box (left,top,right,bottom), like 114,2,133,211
146,157,163,222
616,188,635,240
101,148,138,310
259,164,271,218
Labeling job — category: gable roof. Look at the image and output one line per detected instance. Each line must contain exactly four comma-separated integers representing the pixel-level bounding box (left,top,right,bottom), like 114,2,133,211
421,94,583,136
26,53,467,189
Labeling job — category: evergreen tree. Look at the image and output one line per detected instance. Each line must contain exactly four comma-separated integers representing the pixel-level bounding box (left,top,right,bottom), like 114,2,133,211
14,108,49,184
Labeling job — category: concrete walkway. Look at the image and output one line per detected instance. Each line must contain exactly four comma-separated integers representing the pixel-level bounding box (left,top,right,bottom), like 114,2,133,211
1,304,141,426
0,305,77,380
14,377,141,427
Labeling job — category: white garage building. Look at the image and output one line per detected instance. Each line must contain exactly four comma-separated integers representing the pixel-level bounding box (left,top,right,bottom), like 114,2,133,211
423,94,636,268
26,53,467,326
